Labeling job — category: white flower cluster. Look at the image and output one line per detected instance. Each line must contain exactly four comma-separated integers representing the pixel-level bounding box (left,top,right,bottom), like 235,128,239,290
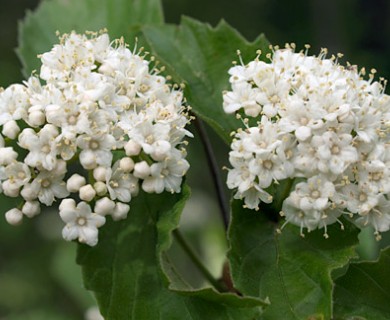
0,31,191,246
223,46,390,238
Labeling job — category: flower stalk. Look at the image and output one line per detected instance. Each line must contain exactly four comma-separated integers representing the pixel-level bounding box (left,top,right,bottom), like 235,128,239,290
193,115,230,230
173,229,226,292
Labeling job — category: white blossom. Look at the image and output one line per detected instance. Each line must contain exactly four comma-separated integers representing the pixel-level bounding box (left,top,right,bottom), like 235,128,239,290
29,161,69,206
60,200,105,246
0,31,191,246
142,150,190,194
106,162,138,202
224,46,390,237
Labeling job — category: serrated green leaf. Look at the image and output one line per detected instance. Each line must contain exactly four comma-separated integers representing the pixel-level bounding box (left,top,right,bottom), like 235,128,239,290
77,186,266,320
143,17,271,144
228,200,359,320
333,247,390,320
17,0,164,76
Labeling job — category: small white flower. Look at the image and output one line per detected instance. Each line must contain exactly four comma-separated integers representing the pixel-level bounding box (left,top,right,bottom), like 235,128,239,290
106,162,138,202
294,176,335,211
0,84,30,125
313,132,358,175
77,133,116,169
30,162,69,206
233,185,273,210
60,201,106,246
281,192,321,235
142,151,189,194
354,195,390,235
223,82,261,116
2,161,31,197
19,124,59,171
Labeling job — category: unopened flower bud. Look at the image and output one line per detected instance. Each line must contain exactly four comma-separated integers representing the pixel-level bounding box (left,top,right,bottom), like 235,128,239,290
94,181,107,196
79,184,96,202
66,174,86,192
2,120,20,139
124,140,141,156
2,180,20,197
5,208,23,225
21,184,39,201
134,161,151,179
22,201,41,218
0,147,18,165
112,202,130,221
28,110,45,127
142,180,156,194
119,157,134,172
93,166,107,181
80,149,97,169
94,197,115,216
59,198,76,211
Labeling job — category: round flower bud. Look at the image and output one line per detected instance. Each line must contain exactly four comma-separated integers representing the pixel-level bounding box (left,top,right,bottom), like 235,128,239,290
5,208,23,225
119,157,134,172
94,197,115,216
22,201,41,218
21,184,39,201
93,166,107,181
133,161,151,179
79,184,96,202
0,147,18,165
2,120,20,139
28,110,45,127
112,202,130,221
2,180,20,197
59,199,78,223
94,181,107,196
142,180,156,194
66,174,86,192
59,198,76,211
124,140,141,156
80,150,97,169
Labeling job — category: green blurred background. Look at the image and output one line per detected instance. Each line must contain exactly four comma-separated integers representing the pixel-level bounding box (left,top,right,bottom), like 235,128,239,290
1,0,390,319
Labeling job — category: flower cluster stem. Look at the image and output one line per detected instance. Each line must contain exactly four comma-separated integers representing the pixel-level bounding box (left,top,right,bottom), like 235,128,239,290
193,116,230,230
173,229,226,292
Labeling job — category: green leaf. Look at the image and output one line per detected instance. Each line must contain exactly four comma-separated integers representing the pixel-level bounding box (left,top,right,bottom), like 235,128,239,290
333,247,390,320
17,0,164,76
77,186,267,320
143,17,271,144
228,200,359,320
